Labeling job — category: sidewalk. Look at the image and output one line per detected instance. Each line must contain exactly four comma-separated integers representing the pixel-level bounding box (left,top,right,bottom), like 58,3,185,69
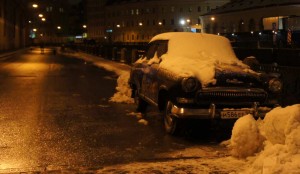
0,48,30,60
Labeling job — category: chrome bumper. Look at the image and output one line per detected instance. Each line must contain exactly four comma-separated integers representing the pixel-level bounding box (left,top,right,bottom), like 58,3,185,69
170,103,272,119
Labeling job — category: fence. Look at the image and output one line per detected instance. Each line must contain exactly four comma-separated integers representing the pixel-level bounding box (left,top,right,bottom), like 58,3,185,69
254,64,300,106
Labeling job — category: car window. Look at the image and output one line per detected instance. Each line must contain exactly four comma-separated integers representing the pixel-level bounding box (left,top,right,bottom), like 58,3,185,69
145,42,158,60
156,40,168,58
145,40,168,60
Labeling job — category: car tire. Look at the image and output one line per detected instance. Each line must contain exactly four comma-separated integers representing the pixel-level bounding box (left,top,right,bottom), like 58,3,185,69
164,100,182,135
134,90,148,113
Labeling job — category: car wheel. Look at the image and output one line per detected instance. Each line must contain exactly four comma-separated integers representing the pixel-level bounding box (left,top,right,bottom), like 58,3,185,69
164,100,182,135
134,90,148,113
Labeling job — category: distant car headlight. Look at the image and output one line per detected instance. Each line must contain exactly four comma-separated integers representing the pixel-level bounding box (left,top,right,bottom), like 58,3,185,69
182,77,199,92
268,78,282,93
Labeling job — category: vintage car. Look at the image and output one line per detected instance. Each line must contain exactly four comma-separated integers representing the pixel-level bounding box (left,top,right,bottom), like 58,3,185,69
129,32,282,135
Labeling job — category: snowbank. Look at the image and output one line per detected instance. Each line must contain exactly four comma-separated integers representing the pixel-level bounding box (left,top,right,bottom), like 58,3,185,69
229,104,300,174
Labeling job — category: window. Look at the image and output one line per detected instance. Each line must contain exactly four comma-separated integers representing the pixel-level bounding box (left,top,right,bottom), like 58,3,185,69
132,34,134,40
171,6,175,12
156,41,168,58
198,6,201,12
207,6,210,12
146,43,158,59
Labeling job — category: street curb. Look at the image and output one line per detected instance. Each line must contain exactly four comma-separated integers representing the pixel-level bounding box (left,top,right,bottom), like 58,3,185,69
0,48,30,60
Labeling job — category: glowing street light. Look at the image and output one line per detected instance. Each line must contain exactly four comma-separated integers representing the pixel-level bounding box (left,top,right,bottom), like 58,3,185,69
158,22,162,25
211,17,215,21
32,4,38,8
139,22,143,26
33,28,37,32
57,26,61,30
41,18,46,21
180,19,186,25
83,25,87,28
38,14,43,18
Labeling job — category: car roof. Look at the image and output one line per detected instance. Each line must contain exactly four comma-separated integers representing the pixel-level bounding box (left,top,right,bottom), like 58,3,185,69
149,32,238,63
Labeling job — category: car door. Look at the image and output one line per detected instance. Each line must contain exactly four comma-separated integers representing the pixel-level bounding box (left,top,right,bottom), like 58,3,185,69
146,40,169,103
140,41,158,99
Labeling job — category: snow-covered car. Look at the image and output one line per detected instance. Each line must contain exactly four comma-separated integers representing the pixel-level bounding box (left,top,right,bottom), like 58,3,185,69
129,32,282,135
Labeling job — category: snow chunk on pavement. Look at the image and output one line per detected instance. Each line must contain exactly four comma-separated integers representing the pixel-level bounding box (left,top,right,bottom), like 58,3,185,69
230,114,264,158
109,72,134,104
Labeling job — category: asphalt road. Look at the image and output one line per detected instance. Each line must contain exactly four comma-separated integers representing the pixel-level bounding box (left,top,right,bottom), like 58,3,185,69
0,48,223,173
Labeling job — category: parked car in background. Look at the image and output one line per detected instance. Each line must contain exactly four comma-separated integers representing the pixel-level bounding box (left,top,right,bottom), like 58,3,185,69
129,32,282,135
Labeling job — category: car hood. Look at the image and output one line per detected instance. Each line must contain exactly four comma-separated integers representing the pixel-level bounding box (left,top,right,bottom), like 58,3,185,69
214,64,263,88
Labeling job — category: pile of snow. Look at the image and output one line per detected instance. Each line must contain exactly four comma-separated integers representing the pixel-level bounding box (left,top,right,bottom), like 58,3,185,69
229,104,300,174
109,72,134,104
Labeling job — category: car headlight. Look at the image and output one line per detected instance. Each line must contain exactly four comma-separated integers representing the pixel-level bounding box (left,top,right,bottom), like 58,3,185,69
268,78,282,93
182,77,199,92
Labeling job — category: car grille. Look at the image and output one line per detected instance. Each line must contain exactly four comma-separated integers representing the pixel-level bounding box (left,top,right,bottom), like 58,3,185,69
197,90,267,103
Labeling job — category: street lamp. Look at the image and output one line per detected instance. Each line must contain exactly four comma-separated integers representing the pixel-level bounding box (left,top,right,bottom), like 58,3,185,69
41,18,46,21
180,19,186,25
57,26,61,30
39,14,43,18
83,25,87,29
32,4,38,8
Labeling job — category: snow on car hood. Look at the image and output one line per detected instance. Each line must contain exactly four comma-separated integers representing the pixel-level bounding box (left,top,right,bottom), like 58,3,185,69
150,32,257,87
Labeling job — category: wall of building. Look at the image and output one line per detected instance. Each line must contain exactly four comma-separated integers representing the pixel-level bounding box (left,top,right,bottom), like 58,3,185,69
201,5,300,34
86,0,230,43
0,0,27,52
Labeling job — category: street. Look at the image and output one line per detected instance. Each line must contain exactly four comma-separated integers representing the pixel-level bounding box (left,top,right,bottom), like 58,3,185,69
0,48,228,173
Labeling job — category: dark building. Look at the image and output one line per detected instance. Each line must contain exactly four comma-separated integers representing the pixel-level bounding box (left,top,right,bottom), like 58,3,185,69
0,0,28,51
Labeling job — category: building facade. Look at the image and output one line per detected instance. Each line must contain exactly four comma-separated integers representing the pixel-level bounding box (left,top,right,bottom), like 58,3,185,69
86,0,230,43
200,0,300,46
0,0,27,52
86,0,106,41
